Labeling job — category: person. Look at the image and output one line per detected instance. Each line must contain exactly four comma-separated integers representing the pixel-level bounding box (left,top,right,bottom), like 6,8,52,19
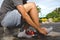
0,0,47,36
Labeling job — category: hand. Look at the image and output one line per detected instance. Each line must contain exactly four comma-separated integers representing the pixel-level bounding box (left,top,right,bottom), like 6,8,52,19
38,27,48,35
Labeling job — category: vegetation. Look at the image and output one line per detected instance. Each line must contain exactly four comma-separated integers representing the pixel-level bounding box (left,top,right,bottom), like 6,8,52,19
46,7,60,22
37,6,41,13
36,6,60,22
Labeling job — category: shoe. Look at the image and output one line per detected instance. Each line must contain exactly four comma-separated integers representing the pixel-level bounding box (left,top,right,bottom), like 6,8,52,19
17,30,34,38
45,27,53,33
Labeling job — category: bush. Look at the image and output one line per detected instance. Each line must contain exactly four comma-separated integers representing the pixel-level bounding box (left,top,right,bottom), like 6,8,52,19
57,17,60,22
39,19,42,23
53,17,60,22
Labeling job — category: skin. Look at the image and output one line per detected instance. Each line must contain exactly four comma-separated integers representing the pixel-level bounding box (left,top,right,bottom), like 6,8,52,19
16,2,47,35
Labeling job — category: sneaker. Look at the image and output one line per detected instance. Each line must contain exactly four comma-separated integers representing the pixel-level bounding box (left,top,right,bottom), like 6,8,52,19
17,30,34,38
43,27,53,36
45,27,53,33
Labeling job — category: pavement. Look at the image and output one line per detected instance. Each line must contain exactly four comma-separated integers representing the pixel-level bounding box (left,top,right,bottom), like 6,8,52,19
0,22,60,40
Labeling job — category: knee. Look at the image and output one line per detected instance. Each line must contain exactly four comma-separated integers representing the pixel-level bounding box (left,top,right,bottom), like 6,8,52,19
12,10,18,13
1,20,7,27
28,2,36,7
12,10,21,16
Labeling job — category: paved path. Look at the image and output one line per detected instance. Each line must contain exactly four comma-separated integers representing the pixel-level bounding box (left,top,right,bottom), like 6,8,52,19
0,22,60,40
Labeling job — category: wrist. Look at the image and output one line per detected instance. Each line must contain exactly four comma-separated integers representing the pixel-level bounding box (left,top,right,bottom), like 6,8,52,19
36,26,41,31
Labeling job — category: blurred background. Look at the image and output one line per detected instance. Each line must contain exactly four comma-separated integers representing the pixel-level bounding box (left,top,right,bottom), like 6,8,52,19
0,0,60,40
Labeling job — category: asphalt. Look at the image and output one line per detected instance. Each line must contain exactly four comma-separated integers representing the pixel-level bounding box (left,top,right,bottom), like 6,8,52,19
0,22,60,40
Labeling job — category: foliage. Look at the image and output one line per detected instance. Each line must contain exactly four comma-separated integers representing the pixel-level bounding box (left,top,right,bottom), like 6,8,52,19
46,7,60,22
53,17,60,22
39,18,42,22
46,12,59,18
39,18,47,22
46,7,60,18
36,6,41,13
52,18,58,22
36,6,41,22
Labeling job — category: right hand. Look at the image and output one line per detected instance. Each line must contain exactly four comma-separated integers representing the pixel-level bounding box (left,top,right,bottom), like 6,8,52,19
38,28,48,35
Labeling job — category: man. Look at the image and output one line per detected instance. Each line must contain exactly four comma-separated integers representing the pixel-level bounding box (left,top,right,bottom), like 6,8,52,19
0,0,47,36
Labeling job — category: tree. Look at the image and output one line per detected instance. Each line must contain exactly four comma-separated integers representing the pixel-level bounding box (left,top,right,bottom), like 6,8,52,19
46,7,60,22
46,12,59,18
46,7,60,18
36,6,41,13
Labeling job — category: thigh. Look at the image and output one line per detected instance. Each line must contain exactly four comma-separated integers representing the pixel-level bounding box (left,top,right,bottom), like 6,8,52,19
1,10,21,27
